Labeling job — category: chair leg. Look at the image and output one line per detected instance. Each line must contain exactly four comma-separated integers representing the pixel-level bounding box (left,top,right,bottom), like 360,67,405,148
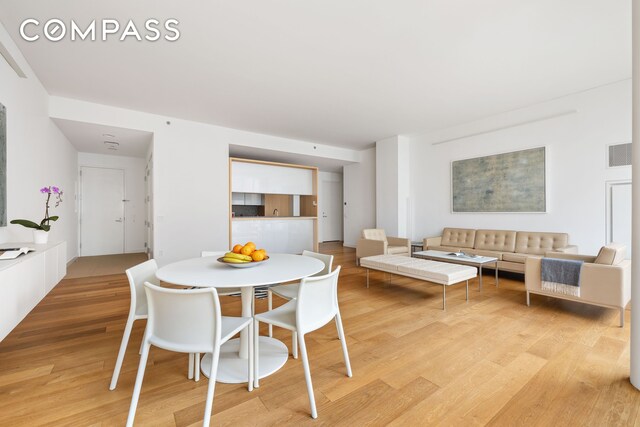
292,331,298,359
125,342,151,427
202,347,220,427
188,353,194,379
110,314,136,390
139,322,148,355
620,308,625,327
195,353,200,382
298,333,318,419
248,321,254,392
254,319,260,388
267,290,273,337
335,317,343,341
526,291,530,307
335,311,352,377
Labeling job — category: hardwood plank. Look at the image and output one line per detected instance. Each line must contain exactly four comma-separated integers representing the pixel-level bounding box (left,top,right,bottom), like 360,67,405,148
0,243,635,426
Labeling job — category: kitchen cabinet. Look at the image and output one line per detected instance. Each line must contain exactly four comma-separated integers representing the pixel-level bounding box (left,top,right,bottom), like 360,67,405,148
231,192,264,206
230,158,318,253
231,161,314,195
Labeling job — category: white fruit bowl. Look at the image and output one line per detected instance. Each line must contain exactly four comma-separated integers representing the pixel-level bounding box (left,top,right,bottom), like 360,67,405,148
217,256,269,268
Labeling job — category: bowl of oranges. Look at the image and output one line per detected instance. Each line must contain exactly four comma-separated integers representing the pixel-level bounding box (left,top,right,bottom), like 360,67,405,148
218,242,269,268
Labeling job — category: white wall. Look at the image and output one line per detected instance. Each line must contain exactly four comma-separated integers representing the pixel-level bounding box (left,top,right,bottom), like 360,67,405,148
376,136,411,237
343,147,376,247
318,171,343,242
375,137,399,235
78,153,146,253
0,24,77,262
50,97,362,265
409,79,632,254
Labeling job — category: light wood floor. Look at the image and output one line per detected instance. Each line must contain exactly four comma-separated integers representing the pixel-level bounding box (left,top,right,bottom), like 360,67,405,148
0,243,637,426
65,253,149,279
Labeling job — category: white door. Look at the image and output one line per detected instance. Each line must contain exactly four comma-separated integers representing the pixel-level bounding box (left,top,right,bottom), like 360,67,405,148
320,180,343,242
607,181,632,258
81,167,125,256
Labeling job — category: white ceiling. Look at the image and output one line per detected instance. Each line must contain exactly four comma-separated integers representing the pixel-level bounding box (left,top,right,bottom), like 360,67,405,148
53,118,152,158
0,0,631,149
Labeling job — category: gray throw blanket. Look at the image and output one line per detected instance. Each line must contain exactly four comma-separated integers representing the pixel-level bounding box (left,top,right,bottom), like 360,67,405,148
541,258,583,297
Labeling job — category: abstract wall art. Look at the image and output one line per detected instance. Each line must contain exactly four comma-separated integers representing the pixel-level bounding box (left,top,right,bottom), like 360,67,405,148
451,147,546,213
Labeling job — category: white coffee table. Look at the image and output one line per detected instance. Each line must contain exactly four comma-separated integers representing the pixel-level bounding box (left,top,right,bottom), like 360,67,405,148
413,250,498,290
156,253,324,383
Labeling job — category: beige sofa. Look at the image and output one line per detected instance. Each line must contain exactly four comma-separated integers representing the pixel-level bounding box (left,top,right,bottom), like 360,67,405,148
423,227,578,273
356,229,410,265
525,243,631,326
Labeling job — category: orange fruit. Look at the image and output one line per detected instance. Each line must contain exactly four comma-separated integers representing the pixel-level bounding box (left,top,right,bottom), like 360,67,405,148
232,244,243,254
245,242,256,250
240,245,254,256
251,251,265,262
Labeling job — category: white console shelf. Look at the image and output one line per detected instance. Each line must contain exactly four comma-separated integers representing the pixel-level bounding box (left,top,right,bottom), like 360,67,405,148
0,241,67,341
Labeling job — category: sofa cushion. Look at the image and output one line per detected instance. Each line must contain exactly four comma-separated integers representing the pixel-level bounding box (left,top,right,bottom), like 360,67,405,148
502,252,529,264
387,245,409,255
515,232,569,255
474,229,517,252
397,261,476,284
594,243,626,265
360,254,414,270
441,228,476,249
362,229,387,242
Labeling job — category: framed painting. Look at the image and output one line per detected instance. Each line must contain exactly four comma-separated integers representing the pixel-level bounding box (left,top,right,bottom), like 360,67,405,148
451,147,546,213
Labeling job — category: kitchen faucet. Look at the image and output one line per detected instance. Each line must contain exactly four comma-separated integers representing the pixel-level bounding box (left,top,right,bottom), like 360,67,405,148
273,208,279,216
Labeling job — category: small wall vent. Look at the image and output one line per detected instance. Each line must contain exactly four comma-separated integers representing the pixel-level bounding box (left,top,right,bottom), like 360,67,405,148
608,143,632,167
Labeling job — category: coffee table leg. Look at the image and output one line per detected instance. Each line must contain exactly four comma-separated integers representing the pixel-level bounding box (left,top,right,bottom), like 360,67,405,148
479,265,483,291
366,269,369,288
495,263,499,287
443,286,446,310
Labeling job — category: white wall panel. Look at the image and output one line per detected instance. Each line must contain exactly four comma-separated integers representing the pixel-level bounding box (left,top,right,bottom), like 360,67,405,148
232,219,314,254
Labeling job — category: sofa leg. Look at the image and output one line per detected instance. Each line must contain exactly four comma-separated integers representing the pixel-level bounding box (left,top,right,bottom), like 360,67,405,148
620,308,625,328
526,291,530,307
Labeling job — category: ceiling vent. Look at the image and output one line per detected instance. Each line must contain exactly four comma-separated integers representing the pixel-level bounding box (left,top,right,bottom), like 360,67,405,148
608,143,632,167
104,141,120,151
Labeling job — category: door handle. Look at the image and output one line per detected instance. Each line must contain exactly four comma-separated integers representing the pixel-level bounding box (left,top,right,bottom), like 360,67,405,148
115,219,123,222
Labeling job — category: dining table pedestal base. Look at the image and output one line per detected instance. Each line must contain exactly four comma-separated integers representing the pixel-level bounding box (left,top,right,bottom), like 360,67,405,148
200,336,288,383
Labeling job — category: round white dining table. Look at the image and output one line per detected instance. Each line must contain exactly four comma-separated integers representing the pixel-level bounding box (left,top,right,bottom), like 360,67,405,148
155,253,324,383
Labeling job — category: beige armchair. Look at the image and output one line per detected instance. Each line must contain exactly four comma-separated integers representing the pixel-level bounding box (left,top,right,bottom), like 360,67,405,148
525,243,630,326
356,229,411,265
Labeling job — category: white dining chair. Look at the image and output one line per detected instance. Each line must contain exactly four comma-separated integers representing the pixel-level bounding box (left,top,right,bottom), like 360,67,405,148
267,251,335,358
126,282,253,427
254,266,351,419
109,259,158,391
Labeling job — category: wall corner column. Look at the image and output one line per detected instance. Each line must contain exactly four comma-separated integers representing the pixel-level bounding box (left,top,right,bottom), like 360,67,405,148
630,0,640,390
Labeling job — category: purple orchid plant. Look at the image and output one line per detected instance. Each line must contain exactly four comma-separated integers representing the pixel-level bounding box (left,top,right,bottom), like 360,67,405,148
11,185,64,231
